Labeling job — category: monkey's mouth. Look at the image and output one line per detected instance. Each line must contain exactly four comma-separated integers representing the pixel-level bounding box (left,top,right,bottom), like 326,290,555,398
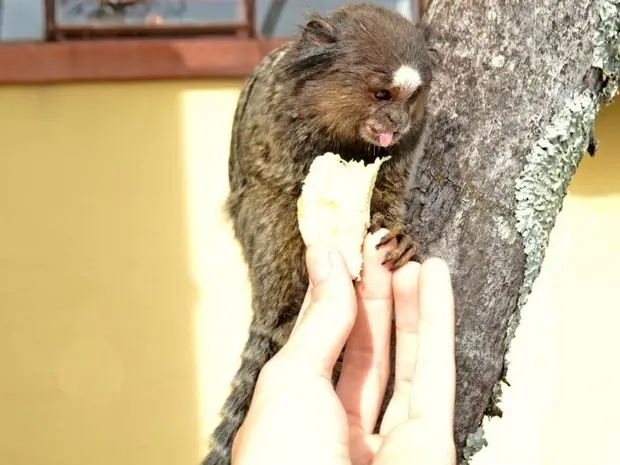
362,123,399,148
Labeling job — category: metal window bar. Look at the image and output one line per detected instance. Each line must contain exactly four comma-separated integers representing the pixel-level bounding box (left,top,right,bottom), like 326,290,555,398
44,0,255,40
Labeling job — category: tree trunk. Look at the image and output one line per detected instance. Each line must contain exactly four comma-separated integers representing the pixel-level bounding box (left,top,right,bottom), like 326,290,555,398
410,0,619,462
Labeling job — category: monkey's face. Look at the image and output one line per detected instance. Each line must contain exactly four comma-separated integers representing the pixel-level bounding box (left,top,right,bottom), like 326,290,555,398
297,15,432,148
291,4,435,150
311,65,430,149
357,66,430,148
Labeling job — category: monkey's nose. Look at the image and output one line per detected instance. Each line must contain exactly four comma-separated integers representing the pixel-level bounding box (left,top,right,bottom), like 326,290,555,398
386,112,408,127
368,121,390,134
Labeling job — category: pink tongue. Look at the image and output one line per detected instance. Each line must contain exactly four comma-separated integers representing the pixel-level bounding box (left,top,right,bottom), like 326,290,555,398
379,132,394,147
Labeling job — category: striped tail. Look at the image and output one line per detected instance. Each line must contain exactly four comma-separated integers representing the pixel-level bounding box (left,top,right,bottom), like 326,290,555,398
202,327,280,465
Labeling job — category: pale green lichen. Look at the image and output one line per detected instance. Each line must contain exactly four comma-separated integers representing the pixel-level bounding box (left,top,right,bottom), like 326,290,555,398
513,89,599,321
463,427,488,461
462,1,620,463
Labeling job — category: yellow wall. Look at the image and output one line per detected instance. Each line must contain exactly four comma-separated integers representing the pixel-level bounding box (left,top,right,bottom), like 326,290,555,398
0,80,618,465
0,80,251,465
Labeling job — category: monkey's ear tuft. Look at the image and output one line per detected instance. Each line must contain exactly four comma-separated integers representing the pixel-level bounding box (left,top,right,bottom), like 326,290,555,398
299,12,337,46
418,20,435,42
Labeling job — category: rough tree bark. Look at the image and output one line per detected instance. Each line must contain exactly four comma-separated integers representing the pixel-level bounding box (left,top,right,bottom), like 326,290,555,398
408,0,619,462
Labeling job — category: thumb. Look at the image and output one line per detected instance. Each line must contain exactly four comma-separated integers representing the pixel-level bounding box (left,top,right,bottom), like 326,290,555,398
276,245,357,377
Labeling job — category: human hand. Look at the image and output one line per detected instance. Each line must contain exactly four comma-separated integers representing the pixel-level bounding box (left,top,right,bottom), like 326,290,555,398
231,230,456,465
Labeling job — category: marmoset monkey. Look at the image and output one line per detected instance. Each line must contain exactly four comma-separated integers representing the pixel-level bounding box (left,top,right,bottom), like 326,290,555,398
203,4,435,464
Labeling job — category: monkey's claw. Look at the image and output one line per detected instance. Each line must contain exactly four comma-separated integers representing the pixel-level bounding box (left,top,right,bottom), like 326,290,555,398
370,213,420,269
382,234,419,269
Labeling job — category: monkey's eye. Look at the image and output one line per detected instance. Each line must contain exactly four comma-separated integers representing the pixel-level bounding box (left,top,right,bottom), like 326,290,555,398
373,89,392,101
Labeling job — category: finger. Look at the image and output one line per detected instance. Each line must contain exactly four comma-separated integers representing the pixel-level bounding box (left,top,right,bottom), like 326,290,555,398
408,258,456,431
379,260,422,434
336,229,396,434
274,245,357,377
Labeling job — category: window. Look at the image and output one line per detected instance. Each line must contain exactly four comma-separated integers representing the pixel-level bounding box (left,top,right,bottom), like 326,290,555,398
48,0,257,40
0,0,423,83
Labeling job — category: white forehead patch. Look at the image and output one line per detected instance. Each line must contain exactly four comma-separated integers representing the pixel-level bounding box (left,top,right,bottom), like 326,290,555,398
392,65,422,92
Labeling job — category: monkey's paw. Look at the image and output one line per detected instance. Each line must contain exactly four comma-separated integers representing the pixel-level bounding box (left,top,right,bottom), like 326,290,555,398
370,212,420,269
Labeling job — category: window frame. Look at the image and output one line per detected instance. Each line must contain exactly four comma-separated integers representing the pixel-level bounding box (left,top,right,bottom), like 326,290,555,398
0,0,424,85
45,0,257,40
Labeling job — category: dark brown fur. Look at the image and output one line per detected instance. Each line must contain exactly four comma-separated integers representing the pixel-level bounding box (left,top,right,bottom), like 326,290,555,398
203,4,434,464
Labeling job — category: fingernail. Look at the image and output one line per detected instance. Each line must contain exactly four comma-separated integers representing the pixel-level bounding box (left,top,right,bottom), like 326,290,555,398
308,246,333,285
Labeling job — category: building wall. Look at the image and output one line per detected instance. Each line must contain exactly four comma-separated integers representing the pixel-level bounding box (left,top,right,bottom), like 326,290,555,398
0,80,247,465
0,81,618,465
